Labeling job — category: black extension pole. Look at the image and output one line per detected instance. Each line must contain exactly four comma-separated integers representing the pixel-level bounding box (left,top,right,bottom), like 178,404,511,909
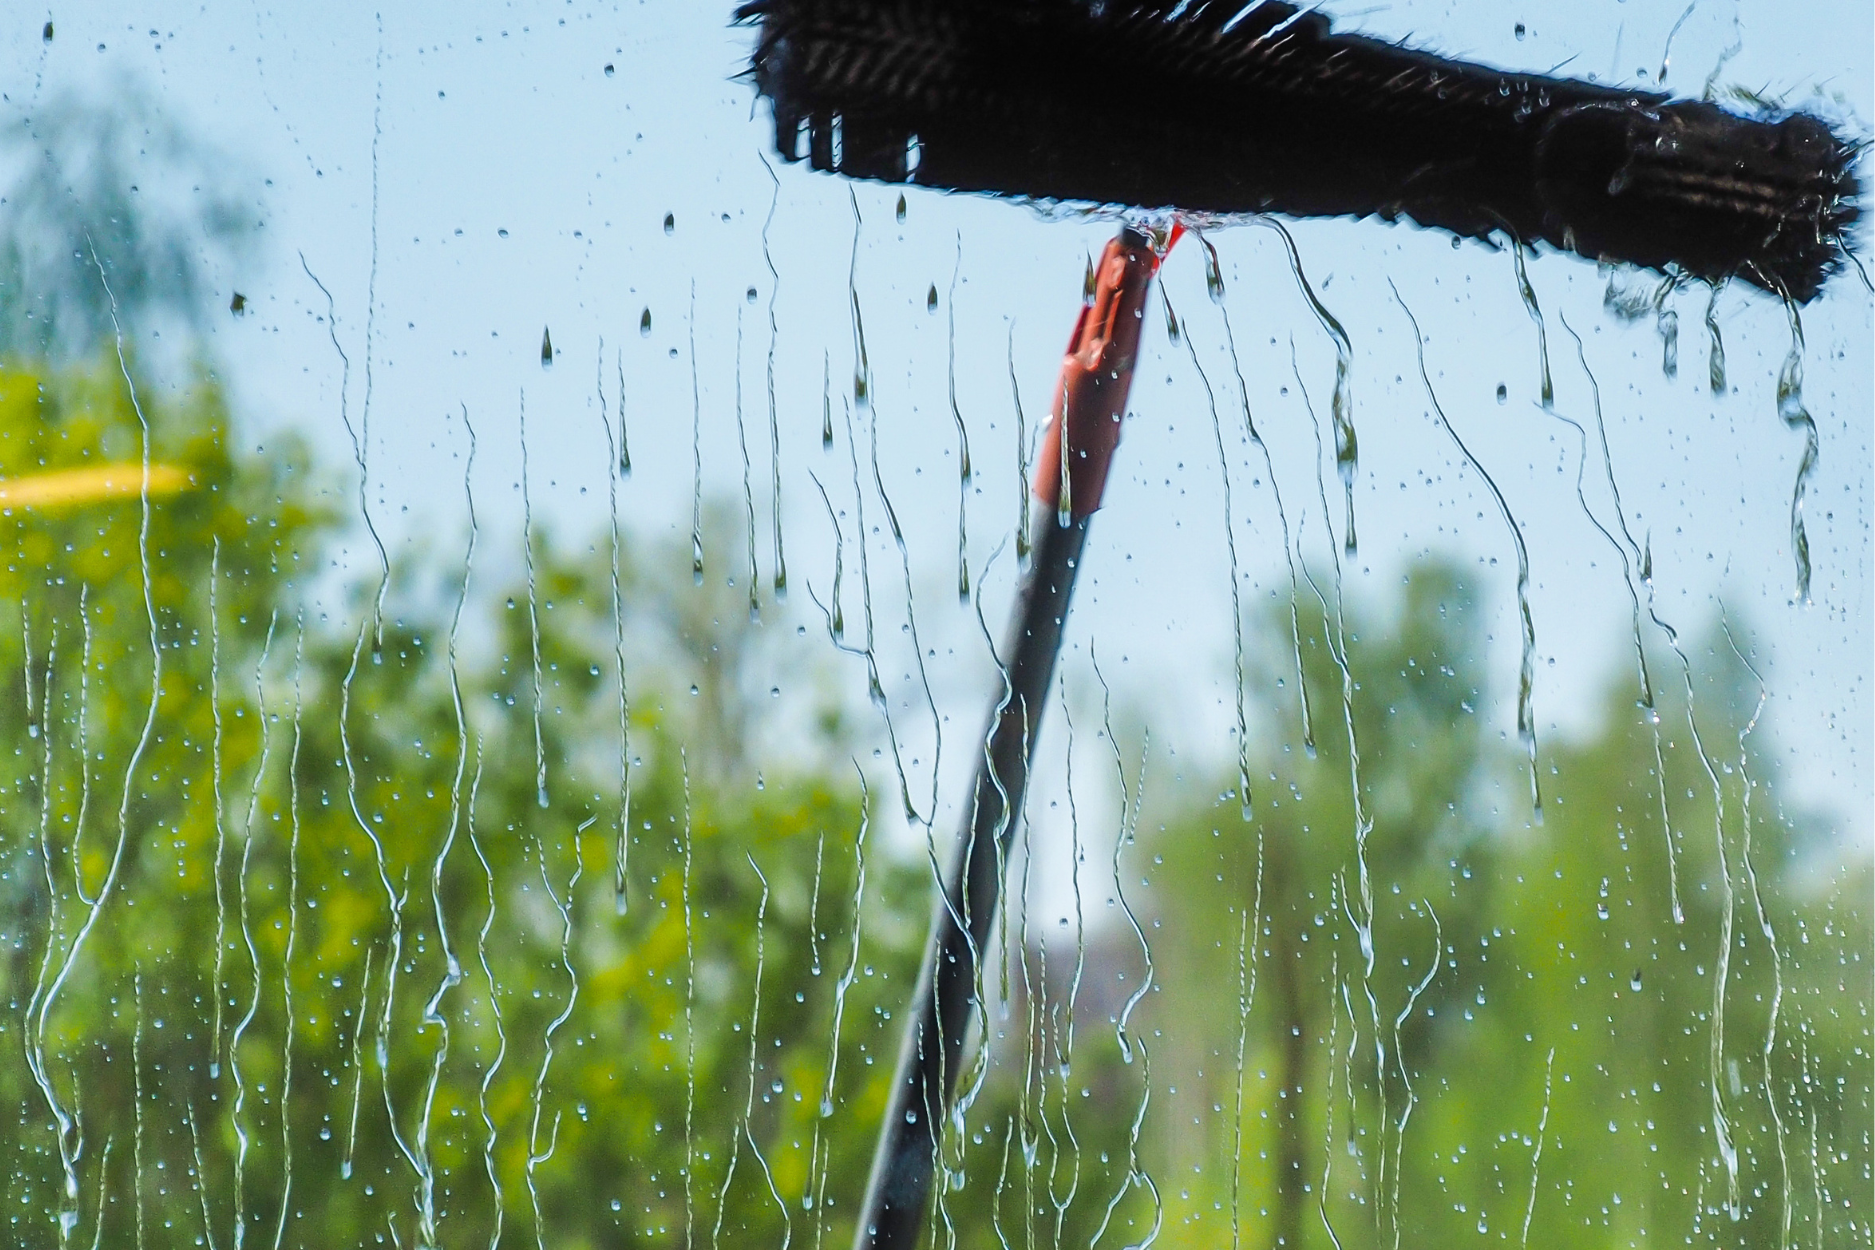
852,227,1166,1250
852,510,1087,1250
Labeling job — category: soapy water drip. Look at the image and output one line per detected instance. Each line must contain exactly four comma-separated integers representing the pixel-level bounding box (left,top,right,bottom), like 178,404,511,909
1629,593,1741,1210
681,752,697,1249
864,394,944,832
207,548,228,1082
711,855,792,1250
1085,650,1160,1250
466,748,507,1250
594,357,633,913
1166,287,1253,821
298,254,390,657
1228,823,1264,1250
1318,952,1346,1250
735,305,763,622
273,622,306,1250
848,189,873,411
1007,324,1032,570
947,236,974,602
1555,316,1657,715
1510,239,1554,409
1774,297,1818,604
1395,286,1544,826
519,389,549,808
1385,906,1442,1250
412,407,476,1242
1295,360,1389,1176
806,767,868,1244
1722,616,1792,1250
1554,314,1686,923
821,352,833,449
1652,272,1685,380
1704,281,1727,395
965,539,1017,1016
133,968,147,1246
340,947,374,1181
1519,1048,1555,1250
1260,219,1358,556
691,282,705,586
615,350,633,477
762,159,789,602
230,613,277,1250
524,818,586,1250
1201,241,1317,761
23,620,69,1243
26,246,167,1248
807,471,846,641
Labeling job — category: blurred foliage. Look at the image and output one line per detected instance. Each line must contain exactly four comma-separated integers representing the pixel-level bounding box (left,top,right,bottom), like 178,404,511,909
933,567,1872,1250
0,88,255,360
0,355,933,1247
0,348,1863,1250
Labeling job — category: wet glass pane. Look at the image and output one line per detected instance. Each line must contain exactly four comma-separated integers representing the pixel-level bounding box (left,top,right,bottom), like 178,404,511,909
0,3,1867,1247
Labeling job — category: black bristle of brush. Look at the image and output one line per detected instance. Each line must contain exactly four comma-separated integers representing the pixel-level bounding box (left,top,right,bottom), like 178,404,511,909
738,0,1861,302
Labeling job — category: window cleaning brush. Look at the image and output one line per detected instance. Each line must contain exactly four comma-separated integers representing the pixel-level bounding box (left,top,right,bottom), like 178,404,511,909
739,0,1862,301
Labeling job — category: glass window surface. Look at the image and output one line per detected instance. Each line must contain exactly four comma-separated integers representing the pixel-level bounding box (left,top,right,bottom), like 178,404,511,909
0,3,1867,1247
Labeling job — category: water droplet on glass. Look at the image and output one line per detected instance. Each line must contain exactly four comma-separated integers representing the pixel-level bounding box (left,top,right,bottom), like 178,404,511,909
540,326,553,369
663,212,675,234
639,307,652,336
895,194,906,223
1657,307,1679,378
604,63,615,76
1496,383,1508,404
1630,969,1643,992
926,284,938,313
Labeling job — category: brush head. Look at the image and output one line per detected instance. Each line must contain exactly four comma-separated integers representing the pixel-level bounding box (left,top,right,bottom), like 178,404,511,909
739,0,1862,301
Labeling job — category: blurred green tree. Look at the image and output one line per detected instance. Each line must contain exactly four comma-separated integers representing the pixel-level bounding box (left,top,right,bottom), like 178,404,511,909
941,564,1870,1250
0,87,255,360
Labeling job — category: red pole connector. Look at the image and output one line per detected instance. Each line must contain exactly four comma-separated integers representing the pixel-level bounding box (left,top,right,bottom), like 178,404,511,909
1032,224,1175,518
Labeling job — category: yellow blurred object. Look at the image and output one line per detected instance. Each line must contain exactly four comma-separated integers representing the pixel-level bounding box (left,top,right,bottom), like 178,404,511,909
0,462,192,511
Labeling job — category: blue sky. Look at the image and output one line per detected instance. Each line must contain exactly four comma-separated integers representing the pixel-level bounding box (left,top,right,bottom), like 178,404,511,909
3,0,1869,872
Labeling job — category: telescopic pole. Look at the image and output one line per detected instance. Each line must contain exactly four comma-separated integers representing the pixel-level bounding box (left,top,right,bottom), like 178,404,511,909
853,224,1171,1250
